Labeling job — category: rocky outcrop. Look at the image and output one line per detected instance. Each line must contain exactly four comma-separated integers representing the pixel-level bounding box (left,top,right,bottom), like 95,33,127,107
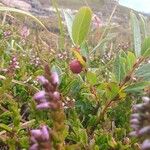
1,0,31,11
0,0,130,24
0,0,52,16
0,0,146,29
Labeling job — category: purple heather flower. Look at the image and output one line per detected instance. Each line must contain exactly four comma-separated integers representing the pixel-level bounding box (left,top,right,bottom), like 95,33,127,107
130,97,150,150
30,66,65,150
141,140,150,150
37,76,48,85
35,98,47,103
92,14,102,29
51,72,59,86
41,125,50,140
142,97,150,103
139,126,150,136
6,56,20,74
36,102,50,110
30,136,37,143
133,104,146,112
4,30,11,37
30,130,42,139
130,124,140,131
20,25,30,38
30,126,51,150
34,91,46,100
129,131,138,137
131,113,140,119
12,57,17,62
29,143,38,150
34,67,61,111
130,118,139,124
53,91,60,101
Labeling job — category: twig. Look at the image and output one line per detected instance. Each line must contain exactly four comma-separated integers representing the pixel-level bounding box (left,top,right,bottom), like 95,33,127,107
90,56,145,134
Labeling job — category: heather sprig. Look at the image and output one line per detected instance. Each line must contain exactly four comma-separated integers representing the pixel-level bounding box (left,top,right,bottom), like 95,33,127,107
30,125,51,150
0,3,150,150
6,56,20,75
130,97,150,150
33,65,61,110
31,65,66,149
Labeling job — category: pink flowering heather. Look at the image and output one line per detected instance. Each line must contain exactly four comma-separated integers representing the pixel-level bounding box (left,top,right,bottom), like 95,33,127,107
30,65,66,149
92,14,102,29
34,70,61,110
30,125,51,150
6,56,20,75
20,25,30,38
130,97,150,150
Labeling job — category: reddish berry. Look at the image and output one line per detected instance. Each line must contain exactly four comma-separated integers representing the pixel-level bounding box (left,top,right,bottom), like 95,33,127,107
69,59,83,74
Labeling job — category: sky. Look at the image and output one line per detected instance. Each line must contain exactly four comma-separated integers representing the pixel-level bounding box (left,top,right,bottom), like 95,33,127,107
119,0,150,13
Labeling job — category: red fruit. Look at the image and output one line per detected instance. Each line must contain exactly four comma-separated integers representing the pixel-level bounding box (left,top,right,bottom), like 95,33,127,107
69,59,83,74
53,91,60,101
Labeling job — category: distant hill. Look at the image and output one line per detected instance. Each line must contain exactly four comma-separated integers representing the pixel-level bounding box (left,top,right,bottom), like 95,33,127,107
0,0,134,26
1,0,149,41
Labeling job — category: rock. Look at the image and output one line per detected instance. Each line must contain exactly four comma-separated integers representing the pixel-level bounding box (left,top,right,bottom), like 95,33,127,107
1,0,32,11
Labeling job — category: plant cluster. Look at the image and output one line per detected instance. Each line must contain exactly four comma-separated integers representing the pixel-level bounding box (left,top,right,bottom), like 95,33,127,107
0,3,150,150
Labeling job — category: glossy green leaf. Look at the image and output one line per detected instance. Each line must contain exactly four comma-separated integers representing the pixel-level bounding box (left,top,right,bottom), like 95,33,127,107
87,71,97,85
114,54,126,83
139,14,148,38
130,12,141,57
141,37,150,57
143,48,150,57
64,10,74,43
80,42,89,59
126,52,136,72
135,63,150,81
72,7,92,45
105,82,120,100
125,82,150,93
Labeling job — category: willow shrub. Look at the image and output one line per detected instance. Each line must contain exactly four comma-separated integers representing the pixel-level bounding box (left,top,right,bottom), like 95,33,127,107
0,5,150,150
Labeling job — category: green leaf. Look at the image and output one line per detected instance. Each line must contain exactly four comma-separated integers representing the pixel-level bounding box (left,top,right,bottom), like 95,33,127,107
64,10,74,43
113,54,126,83
105,82,120,100
139,14,148,38
141,37,150,57
130,12,141,57
125,82,150,93
135,63,150,81
19,137,29,148
80,42,89,59
126,52,136,72
0,111,12,118
0,123,12,132
143,48,150,57
87,71,97,85
79,129,88,144
33,69,44,77
72,7,92,45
